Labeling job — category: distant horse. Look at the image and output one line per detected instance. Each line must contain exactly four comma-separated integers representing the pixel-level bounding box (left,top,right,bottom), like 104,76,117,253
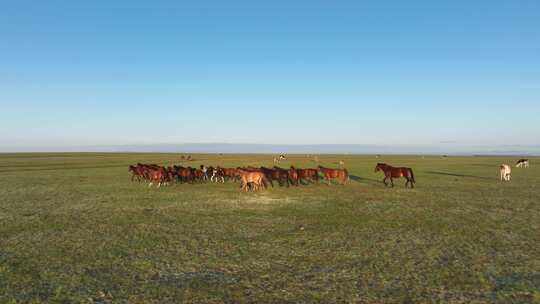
500,164,511,181
374,163,415,188
515,159,529,168
317,166,349,185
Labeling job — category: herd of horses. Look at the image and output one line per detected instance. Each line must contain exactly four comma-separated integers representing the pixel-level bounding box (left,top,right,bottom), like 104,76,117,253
499,159,530,182
129,157,531,191
129,163,351,191
128,161,418,191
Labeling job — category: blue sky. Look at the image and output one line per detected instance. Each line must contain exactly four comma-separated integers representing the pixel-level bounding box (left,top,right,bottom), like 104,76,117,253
1,1,539,150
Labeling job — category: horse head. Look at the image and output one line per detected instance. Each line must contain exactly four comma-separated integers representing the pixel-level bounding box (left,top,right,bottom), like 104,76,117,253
374,163,385,172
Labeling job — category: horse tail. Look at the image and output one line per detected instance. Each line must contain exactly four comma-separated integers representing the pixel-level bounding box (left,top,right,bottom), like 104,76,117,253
409,168,415,183
344,169,350,181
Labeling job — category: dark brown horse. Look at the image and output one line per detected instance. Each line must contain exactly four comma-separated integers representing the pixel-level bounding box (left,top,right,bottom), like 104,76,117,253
261,166,289,187
374,163,415,188
317,166,349,185
128,165,144,182
175,166,194,183
220,167,241,182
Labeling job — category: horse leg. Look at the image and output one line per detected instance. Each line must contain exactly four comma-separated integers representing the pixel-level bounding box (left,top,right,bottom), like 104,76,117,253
382,177,388,186
390,177,394,187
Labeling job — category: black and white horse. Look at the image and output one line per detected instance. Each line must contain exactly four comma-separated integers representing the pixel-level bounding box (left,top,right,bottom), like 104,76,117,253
210,168,225,183
516,159,529,168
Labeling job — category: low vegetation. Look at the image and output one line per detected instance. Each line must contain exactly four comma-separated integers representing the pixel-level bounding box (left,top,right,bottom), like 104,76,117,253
1,153,539,303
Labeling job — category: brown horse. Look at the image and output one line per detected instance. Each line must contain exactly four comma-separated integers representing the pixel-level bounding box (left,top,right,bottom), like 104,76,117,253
374,163,415,188
237,169,267,191
221,167,241,182
128,165,144,182
296,168,319,184
261,166,289,187
288,166,299,186
317,166,349,185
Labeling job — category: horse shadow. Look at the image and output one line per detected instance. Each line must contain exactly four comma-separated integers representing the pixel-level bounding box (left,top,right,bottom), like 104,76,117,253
349,175,381,184
425,171,494,180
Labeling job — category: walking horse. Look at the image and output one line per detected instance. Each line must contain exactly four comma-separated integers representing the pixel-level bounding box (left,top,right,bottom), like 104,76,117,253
374,163,415,188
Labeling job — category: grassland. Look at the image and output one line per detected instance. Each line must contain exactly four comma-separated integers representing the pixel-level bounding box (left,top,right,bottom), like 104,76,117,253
0,153,539,303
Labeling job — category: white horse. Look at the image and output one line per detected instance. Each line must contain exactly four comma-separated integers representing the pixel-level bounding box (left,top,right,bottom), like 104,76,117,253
500,164,511,181
516,159,529,168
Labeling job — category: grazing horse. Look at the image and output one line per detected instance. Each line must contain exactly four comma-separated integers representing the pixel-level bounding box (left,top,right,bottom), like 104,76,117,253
516,159,529,168
317,166,349,185
374,163,415,188
500,164,511,181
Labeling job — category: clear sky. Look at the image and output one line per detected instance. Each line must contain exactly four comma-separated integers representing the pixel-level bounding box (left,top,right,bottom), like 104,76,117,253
1,1,539,150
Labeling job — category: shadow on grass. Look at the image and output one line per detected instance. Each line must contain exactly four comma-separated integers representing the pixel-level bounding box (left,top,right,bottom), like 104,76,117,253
0,164,127,173
471,163,497,168
349,175,382,184
425,171,494,180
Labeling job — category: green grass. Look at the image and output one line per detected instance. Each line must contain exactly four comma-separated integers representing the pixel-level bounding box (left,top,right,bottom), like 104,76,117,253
1,153,539,303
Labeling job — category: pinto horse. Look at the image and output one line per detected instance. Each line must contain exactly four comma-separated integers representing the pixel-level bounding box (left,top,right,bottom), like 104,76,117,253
317,166,349,185
374,163,415,188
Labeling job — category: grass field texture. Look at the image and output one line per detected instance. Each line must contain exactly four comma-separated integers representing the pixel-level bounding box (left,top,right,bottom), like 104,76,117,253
1,153,539,303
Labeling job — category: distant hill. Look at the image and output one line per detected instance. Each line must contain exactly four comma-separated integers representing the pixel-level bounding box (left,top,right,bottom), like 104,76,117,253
2,143,539,155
